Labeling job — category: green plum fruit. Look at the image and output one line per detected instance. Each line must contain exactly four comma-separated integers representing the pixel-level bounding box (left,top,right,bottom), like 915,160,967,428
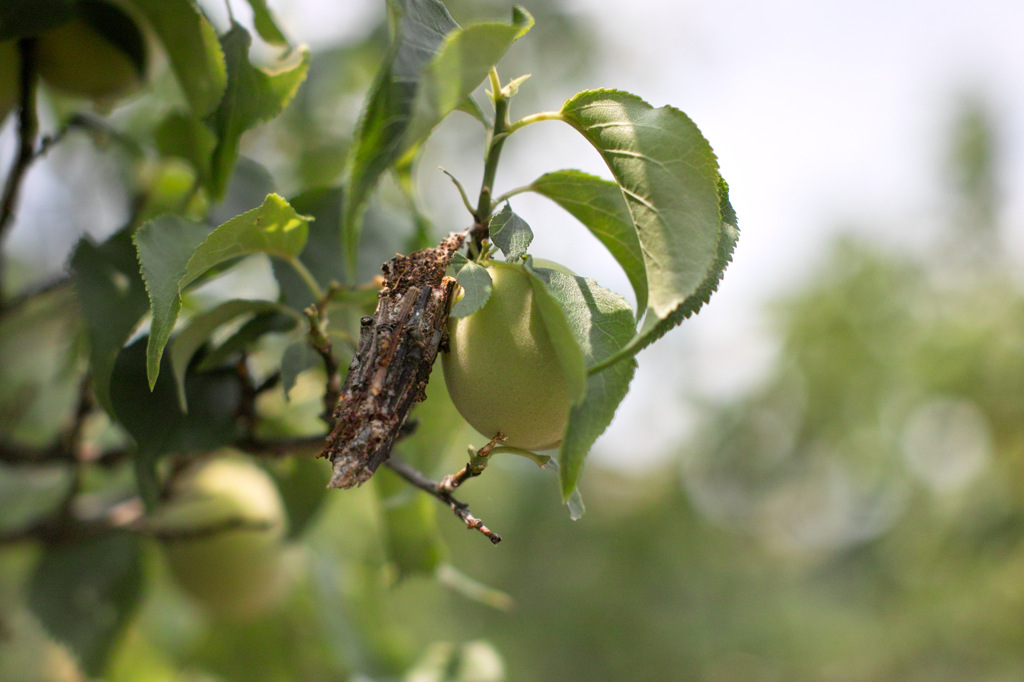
152,456,289,620
35,1,146,101
443,261,572,450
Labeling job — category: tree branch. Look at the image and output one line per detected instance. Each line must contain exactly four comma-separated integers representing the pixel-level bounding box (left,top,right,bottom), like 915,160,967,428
319,233,464,488
385,456,502,545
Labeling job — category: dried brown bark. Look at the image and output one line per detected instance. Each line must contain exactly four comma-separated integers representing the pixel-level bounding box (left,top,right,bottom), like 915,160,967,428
320,233,465,488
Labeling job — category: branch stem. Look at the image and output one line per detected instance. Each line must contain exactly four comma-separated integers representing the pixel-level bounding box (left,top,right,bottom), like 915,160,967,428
0,39,40,308
385,456,502,545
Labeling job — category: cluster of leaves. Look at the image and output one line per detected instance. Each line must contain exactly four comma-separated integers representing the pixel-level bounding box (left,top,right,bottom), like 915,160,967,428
0,0,736,676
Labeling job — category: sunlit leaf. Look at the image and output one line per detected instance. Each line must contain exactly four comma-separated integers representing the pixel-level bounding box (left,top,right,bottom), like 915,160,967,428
558,90,730,367
528,169,647,315
136,194,311,387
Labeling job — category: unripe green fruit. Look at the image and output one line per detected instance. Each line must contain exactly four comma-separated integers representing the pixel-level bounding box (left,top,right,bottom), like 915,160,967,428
0,41,19,121
153,456,288,620
35,2,146,101
443,261,571,450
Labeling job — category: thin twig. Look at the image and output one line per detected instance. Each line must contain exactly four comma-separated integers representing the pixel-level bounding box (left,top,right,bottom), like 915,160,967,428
385,456,502,545
439,432,505,495
304,296,342,426
0,39,40,308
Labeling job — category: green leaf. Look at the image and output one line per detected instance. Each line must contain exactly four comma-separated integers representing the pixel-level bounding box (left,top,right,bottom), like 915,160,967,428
71,232,150,415
343,2,532,273
523,263,588,406
449,259,493,318
404,6,534,143
273,186,347,310
528,169,647,315
558,90,730,363
136,193,311,388
244,0,289,46
125,0,226,117
375,467,446,577
533,268,638,498
28,532,143,677
488,203,533,262
206,24,310,199
343,0,458,273
591,181,739,373
0,0,74,41
134,215,213,390
281,339,321,400
170,299,285,411
79,0,147,75
110,337,243,506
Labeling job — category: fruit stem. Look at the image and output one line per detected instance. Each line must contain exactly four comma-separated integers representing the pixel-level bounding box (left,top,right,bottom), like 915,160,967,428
472,68,512,255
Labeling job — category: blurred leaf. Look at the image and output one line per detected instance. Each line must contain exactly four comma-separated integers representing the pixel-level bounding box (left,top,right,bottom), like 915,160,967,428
375,467,446,577
0,287,82,443
244,0,289,46
207,24,310,199
0,0,74,40
344,2,532,273
125,0,226,117
488,203,533,262
523,264,588,407
154,111,217,187
343,0,458,273
137,194,310,387
28,532,143,677
528,169,647,315
281,339,321,400
530,266,637,498
71,232,150,415
449,260,492,318
266,456,332,539
605,181,738,371
558,90,728,368
170,299,285,411
403,5,534,144
110,337,242,506
79,0,148,75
